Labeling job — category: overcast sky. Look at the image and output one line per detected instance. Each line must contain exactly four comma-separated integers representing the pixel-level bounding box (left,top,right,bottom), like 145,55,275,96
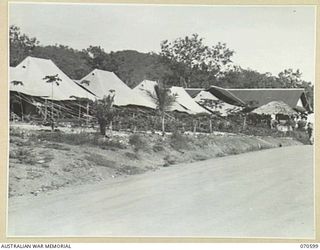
9,3,316,83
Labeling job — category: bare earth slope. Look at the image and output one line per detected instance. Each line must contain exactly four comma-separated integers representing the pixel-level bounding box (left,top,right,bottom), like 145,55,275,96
8,145,314,238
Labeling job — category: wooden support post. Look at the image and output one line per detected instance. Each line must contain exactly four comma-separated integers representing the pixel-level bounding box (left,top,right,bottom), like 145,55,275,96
19,94,24,122
51,100,54,131
193,120,197,134
44,99,47,121
243,115,247,130
86,102,89,126
78,101,81,121
209,119,213,133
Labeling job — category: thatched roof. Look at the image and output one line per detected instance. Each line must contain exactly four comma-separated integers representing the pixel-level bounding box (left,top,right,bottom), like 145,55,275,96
251,101,298,115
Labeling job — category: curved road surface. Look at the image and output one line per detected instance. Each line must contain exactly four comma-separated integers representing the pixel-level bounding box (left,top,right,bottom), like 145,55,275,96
8,145,314,238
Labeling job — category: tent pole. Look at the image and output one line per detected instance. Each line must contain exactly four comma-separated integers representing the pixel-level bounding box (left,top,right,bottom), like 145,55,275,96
193,119,197,134
44,99,47,121
243,114,247,130
51,100,54,131
19,93,24,122
86,102,89,126
78,100,81,121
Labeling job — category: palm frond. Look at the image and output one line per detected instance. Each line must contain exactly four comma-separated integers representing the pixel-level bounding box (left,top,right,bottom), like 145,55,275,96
43,74,62,86
11,80,23,86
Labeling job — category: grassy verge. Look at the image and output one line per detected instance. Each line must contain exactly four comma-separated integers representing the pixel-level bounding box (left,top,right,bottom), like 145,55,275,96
9,127,303,197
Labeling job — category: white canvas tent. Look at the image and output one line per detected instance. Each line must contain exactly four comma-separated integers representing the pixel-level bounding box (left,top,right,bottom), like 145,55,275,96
79,69,155,109
194,90,242,116
133,80,191,114
10,56,96,101
170,87,210,114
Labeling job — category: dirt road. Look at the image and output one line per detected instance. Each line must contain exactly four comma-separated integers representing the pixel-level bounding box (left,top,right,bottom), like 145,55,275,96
8,145,314,238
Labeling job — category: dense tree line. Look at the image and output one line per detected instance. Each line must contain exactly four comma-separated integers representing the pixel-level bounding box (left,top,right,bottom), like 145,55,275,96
9,25,314,108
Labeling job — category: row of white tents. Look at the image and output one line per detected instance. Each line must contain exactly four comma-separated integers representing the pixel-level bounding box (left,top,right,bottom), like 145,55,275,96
10,56,214,116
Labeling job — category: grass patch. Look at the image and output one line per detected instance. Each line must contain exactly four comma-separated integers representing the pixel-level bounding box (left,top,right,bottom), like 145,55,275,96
124,152,139,160
10,148,37,165
215,152,226,157
30,131,127,149
84,153,116,168
117,165,145,175
45,143,71,151
192,153,208,161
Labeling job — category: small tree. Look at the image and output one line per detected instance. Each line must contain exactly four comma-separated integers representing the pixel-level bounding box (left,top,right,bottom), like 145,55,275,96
145,83,176,135
93,91,115,136
43,74,62,131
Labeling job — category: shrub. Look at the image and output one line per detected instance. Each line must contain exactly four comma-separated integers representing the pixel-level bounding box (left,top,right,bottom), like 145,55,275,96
128,134,147,152
170,131,189,150
153,144,165,152
215,152,226,157
163,154,177,167
290,130,310,145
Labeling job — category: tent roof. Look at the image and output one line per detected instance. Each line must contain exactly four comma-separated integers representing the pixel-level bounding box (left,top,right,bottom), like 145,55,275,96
79,70,156,108
170,87,210,114
192,90,242,116
193,90,219,102
133,80,190,113
134,82,210,114
9,56,96,101
207,85,311,112
185,88,204,98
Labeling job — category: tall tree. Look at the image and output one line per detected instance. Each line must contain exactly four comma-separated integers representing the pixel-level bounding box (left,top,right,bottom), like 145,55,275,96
9,25,40,66
278,69,303,88
160,34,234,87
83,46,109,70
218,67,281,89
